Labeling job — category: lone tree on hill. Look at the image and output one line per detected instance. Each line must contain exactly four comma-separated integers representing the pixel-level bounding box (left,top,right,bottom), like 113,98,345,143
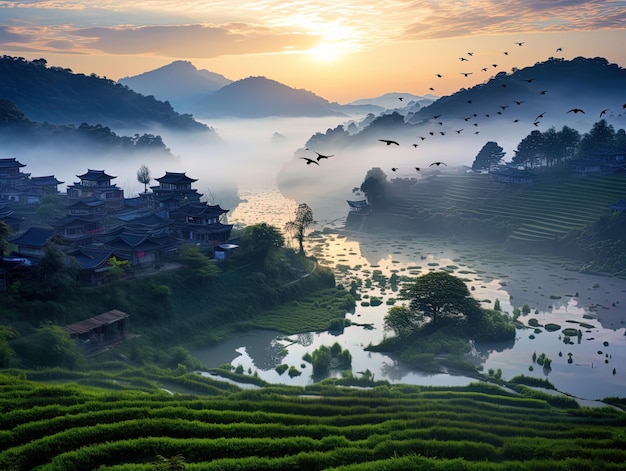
136,164,151,193
471,141,505,172
285,203,315,255
398,271,481,328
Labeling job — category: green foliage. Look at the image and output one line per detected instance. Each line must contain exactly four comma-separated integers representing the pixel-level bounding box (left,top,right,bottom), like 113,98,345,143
176,245,220,283
400,271,481,327
10,324,85,369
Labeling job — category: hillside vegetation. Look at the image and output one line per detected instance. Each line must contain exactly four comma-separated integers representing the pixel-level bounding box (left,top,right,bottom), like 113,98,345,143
1,369,625,470
0,55,212,132
350,172,626,274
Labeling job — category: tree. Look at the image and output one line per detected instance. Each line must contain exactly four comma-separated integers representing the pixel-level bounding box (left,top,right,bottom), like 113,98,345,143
579,119,616,155
284,203,315,255
512,130,545,168
399,271,481,327
384,305,418,337
0,220,10,257
360,167,387,209
136,164,151,192
471,141,505,172
238,223,285,265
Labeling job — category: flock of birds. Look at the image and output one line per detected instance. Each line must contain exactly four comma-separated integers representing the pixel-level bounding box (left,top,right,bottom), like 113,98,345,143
301,42,625,175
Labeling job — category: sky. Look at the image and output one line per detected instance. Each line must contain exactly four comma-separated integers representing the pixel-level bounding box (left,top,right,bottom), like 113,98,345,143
0,1,625,103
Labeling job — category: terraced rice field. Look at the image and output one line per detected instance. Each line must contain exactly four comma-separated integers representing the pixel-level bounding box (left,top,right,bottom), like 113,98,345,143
385,173,626,243
1,370,625,470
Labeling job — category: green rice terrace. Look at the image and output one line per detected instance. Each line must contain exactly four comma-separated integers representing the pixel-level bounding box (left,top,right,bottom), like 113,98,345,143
1,369,626,470
377,173,626,244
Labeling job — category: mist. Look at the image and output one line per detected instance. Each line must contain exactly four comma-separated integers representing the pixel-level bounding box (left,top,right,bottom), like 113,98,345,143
7,112,590,224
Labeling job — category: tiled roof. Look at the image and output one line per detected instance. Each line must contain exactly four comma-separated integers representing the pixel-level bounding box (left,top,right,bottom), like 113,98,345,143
8,227,55,247
76,169,116,181
155,171,197,184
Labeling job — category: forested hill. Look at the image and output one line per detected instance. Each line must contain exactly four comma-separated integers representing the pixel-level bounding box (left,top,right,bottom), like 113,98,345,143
0,55,214,133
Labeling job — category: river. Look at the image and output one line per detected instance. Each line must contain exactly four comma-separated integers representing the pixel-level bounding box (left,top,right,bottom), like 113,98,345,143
191,186,626,400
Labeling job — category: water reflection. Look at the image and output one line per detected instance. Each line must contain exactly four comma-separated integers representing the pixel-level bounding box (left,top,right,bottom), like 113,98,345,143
192,186,626,400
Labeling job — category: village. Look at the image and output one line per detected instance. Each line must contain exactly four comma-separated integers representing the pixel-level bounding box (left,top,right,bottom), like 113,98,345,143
0,157,236,290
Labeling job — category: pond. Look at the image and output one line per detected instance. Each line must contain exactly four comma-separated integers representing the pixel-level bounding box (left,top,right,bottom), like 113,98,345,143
191,186,626,400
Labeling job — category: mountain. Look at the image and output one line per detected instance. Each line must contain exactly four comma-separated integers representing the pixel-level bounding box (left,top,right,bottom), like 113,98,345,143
407,57,626,127
0,55,213,134
349,92,438,110
118,61,232,113
192,76,347,118
298,57,626,151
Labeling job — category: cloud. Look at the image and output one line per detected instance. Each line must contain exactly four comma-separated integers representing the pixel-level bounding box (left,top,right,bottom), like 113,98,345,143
0,0,623,58
398,0,626,40
71,24,319,57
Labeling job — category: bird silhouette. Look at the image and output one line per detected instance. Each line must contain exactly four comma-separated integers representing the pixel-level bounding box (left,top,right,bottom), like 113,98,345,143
539,90,547,95
300,157,319,166
314,151,334,161
436,73,443,78
461,72,473,77
533,121,540,127
455,129,464,134
429,87,435,91
415,167,421,171
503,51,509,55
412,143,419,148
430,161,447,166
398,97,404,101
379,139,400,146
623,103,626,109
514,100,525,105
600,109,609,117
429,131,435,135
459,57,468,61
467,52,474,56
417,136,426,140
556,47,563,52
523,78,536,83
567,108,585,114
481,67,488,72
433,114,442,119
515,42,525,46
500,105,509,110
492,64,498,68
391,167,398,172
535,112,546,120
440,131,446,135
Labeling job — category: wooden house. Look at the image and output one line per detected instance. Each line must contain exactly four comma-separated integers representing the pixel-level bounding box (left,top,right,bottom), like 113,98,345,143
64,309,129,354
67,169,124,208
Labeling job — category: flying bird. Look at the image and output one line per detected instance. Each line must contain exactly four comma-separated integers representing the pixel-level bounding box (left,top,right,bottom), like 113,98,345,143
533,121,540,127
440,131,446,135
567,108,585,114
455,129,464,134
461,72,473,77
379,139,400,146
398,97,404,101
430,161,447,167
492,64,498,68
500,105,509,110
314,151,334,161
433,114,442,119
481,67,488,72
623,103,626,109
535,112,546,120
412,143,419,148
415,167,421,171
539,90,547,95
417,136,426,140
523,78,536,83
467,52,474,56
515,42,525,46
600,109,609,117
556,47,563,52
436,73,443,78
503,51,509,55
429,87,435,91
391,167,398,172
459,57,469,61
300,157,319,166
514,100,525,105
